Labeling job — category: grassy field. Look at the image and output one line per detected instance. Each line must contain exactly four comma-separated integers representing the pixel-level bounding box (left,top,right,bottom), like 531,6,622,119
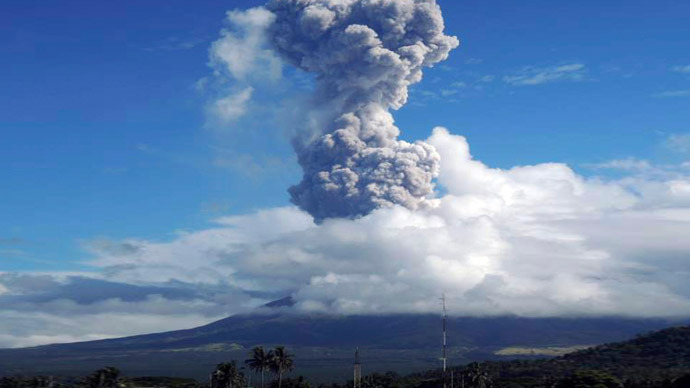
494,345,592,357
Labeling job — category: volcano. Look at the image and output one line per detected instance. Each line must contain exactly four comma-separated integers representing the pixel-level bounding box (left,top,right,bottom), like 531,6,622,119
0,298,685,381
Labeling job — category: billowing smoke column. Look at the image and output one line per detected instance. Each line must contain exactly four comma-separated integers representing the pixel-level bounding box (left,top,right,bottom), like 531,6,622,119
265,0,459,222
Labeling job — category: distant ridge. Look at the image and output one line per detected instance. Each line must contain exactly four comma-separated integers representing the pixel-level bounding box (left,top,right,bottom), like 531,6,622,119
0,298,687,380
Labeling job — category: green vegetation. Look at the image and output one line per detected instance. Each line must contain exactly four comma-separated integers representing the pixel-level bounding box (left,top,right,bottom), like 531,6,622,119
210,362,245,388
270,346,295,388
481,326,690,386
245,346,274,388
1,326,688,388
208,346,295,388
554,370,623,388
127,377,199,388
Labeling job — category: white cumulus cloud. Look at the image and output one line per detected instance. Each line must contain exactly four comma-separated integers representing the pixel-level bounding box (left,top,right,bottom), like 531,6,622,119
209,7,281,82
3,128,690,347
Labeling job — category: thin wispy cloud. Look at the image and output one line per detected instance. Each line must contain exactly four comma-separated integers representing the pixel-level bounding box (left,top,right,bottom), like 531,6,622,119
583,157,690,181
665,133,690,154
142,36,208,52
652,90,690,98
0,238,24,246
208,87,254,124
213,152,297,178
0,249,27,259
585,158,653,172
671,65,690,74
585,134,690,177
503,63,586,86
411,73,494,104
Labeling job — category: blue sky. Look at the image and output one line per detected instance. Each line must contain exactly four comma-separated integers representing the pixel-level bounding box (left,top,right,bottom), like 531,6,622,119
2,0,689,272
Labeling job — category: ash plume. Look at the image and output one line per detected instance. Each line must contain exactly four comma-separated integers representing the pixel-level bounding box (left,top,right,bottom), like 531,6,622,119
265,0,459,222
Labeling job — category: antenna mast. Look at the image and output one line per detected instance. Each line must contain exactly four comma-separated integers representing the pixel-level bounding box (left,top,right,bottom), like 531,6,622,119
441,293,448,388
354,348,362,388
442,293,447,371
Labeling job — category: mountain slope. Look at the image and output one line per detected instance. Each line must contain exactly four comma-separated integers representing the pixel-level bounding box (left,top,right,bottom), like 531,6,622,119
557,326,690,379
481,326,690,384
0,303,686,380
325,326,690,388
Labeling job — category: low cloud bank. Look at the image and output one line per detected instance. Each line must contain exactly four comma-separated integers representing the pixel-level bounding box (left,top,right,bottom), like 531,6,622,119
4,128,689,347
80,128,690,318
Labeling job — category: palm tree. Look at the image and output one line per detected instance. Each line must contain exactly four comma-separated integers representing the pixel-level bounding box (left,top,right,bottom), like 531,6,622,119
84,367,120,388
270,346,294,388
245,346,275,388
464,362,491,388
211,361,245,388
0,377,18,388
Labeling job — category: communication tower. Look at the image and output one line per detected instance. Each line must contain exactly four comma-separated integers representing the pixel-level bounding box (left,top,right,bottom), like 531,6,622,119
354,348,362,388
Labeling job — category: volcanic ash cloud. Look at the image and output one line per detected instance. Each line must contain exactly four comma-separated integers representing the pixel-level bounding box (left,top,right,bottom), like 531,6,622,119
265,0,459,222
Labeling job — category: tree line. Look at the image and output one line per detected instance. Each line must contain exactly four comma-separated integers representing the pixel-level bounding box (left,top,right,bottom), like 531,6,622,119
0,345,295,388
212,346,294,388
3,332,690,388
3,365,690,388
